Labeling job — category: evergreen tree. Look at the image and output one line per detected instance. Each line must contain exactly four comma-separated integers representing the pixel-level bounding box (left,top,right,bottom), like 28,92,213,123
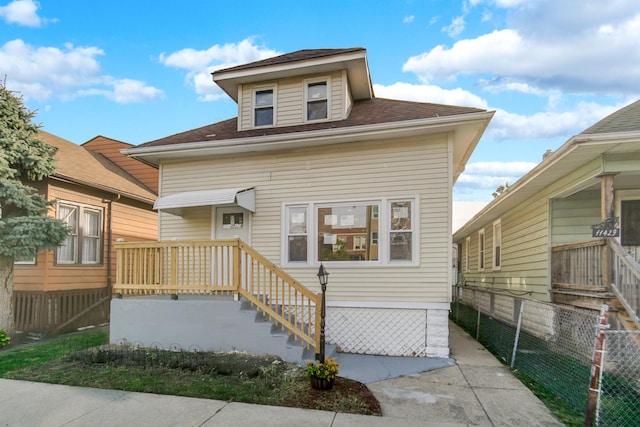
0,81,69,334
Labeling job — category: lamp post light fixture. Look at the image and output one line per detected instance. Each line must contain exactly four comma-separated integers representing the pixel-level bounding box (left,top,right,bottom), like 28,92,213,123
316,263,329,363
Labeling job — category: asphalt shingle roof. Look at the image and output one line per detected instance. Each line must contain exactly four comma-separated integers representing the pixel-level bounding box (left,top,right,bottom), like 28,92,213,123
40,131,157,203
213,48,366,75
581,99,640,135
138,97,486,148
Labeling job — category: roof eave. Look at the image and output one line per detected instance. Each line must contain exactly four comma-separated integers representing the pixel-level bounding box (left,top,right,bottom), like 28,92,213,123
453,132,640,240
50,174,156,205
124,111,494,168
213,50,373,102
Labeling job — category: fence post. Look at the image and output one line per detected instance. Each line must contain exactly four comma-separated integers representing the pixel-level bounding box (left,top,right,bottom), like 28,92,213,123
585,304,609,427
476,305,481,340
455,285,459,322
511,299,525,368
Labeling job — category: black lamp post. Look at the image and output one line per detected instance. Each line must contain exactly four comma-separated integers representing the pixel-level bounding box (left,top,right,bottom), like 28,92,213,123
316,263,329,363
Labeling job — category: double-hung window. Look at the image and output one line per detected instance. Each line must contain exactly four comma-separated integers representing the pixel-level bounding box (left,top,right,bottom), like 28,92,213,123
389,201,413,261
56,202,103,265
305,79,328,121
284,198,416,265
286,205,308,262
254,88,274,127
478,228,485,271
493,219,502,270
465,236,471,272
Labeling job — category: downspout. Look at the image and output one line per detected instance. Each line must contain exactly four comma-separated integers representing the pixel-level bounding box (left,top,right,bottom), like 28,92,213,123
102,194,121,293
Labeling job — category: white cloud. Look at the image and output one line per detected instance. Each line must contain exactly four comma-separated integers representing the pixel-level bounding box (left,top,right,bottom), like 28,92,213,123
0,39,163,104
159,38,280,101
403,15,414,24
454,160,536,201
464,161,537,176
403,1,640,95
373,82,488,109
488,102,619,139
443,16,466,37
0,0,52,27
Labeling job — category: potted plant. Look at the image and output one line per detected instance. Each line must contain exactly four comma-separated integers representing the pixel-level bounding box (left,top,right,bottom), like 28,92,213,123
305,357,339,390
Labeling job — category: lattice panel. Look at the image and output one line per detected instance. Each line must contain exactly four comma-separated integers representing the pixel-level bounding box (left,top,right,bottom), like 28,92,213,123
326,307,427,356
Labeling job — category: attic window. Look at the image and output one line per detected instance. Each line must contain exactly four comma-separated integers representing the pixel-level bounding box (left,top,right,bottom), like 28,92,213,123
306,80,328,121
254,89,274,127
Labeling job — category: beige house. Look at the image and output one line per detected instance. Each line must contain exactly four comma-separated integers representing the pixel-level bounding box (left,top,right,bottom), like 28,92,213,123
454,100,640,330
121,48,493,357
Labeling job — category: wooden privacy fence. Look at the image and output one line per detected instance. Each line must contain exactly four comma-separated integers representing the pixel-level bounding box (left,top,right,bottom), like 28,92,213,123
114,239,321,352
13,288,110,334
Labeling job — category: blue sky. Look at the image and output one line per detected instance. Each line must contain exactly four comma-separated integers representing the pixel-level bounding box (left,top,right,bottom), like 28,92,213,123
1,0,639,203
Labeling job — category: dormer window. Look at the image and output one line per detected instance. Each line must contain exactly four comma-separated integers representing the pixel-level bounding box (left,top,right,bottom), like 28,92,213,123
305,80,328,121
254,88,274,127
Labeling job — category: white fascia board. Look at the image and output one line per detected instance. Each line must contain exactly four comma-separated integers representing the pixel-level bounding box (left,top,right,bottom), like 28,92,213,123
213,50,367,83
124,111,494,164
454,136,583,240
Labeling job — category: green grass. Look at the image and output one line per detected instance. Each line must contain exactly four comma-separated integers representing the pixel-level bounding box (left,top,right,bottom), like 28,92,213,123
0,330,108,375
0,331,381,415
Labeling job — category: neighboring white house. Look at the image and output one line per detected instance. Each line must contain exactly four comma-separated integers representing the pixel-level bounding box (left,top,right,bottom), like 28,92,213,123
124,47,494,357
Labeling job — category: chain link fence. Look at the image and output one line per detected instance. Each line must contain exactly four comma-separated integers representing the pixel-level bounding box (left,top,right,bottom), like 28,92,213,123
452,285,640,426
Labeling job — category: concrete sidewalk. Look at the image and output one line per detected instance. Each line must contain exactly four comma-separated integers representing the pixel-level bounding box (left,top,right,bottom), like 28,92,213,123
367,322,563,426
0,322,563,426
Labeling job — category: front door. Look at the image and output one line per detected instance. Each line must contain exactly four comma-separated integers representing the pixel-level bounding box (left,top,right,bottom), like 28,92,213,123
215,206,251,243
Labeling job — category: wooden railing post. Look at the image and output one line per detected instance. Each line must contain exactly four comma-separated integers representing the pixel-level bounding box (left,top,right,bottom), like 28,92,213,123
598,172,617,291
233,240,242,295
170,245,178,288
115,246,123,289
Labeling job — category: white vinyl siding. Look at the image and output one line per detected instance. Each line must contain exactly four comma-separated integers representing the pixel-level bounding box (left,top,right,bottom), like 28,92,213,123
158,134,452,303
238,71,346,131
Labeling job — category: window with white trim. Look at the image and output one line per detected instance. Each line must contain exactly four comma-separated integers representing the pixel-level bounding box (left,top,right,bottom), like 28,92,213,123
286,205,308,263
305,79,328,121
284,198,416,265
56,202,103,265
478,228,485,271
254,87,274,127
465,236,470,272
318,203,379,262
493,219,502,270
354,235,366,250
389,200,413,261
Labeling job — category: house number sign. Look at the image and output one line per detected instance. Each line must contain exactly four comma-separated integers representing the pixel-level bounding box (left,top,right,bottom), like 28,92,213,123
591,217,619,238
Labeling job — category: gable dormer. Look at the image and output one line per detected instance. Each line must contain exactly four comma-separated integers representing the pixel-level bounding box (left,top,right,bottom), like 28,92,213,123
212,48,373,131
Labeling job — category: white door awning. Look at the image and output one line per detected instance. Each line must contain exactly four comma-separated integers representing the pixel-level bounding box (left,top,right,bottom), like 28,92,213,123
153,187,255,216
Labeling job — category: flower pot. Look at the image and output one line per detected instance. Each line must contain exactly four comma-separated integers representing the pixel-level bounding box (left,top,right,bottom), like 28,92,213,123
309,375,334,390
